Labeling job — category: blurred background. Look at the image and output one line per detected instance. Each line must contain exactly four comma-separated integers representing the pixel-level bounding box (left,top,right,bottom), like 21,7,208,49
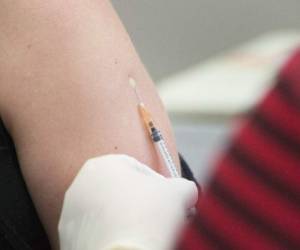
111,0,300,185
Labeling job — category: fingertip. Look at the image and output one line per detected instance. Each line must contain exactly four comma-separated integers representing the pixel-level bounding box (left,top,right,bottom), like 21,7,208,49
169,178,199,208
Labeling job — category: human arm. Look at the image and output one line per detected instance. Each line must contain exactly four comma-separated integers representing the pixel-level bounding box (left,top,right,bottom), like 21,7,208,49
0,1,180,248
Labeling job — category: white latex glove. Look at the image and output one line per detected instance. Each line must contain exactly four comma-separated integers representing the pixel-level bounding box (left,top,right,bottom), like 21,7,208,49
58,154,198,250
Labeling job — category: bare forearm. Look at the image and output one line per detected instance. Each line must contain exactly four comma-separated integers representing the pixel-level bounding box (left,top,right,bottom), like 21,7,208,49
0,1,179,249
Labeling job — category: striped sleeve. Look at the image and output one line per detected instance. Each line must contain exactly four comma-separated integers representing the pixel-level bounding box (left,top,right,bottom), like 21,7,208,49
177,49,300,250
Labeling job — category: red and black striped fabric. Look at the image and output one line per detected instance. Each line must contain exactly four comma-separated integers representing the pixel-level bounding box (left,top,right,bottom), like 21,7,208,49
177,49,300,250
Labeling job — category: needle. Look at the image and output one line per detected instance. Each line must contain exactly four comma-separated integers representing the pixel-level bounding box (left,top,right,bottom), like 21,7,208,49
129,76,180,178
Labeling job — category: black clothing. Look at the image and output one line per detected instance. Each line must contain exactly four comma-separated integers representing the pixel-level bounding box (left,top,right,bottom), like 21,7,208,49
0,119,51,249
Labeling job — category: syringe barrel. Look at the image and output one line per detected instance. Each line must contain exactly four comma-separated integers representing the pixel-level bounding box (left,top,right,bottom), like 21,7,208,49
151,128,180,178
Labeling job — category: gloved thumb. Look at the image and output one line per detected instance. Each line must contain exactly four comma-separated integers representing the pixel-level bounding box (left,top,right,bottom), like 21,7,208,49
167,178,198,209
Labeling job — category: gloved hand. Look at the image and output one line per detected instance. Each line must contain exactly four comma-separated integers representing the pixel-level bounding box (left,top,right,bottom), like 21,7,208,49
58,154,198,250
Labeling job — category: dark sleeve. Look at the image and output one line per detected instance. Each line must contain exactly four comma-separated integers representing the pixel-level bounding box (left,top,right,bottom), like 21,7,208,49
176,49,300,250
180,154,200,190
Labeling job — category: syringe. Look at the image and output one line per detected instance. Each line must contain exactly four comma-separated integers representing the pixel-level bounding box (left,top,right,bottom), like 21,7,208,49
129,77,180,178
130,78,197,216
138,104,180,178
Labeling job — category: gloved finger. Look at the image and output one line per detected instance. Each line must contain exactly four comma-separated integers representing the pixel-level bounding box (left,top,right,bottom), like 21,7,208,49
121,155,166,179
168,178,199,209
87,154,164,179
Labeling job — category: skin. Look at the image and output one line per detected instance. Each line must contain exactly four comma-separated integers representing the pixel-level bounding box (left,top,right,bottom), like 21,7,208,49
0,1,180,249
